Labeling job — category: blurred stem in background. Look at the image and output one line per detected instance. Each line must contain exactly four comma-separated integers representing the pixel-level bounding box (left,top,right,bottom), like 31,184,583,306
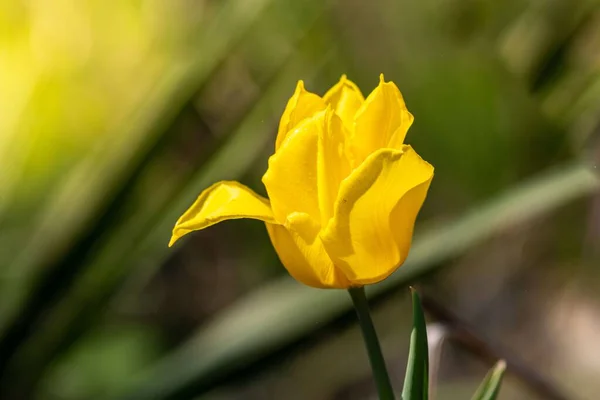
348,286,395,400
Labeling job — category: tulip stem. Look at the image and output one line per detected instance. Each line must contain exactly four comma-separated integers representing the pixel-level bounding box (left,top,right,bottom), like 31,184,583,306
348,286,395,400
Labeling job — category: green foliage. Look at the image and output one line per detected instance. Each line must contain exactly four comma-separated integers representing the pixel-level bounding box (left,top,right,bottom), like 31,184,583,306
401,291,505,400
471,361,507,400
402,289,429,400
0,0,599,398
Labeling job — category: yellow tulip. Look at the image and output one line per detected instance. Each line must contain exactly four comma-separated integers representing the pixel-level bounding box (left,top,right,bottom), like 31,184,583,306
169,74,434,288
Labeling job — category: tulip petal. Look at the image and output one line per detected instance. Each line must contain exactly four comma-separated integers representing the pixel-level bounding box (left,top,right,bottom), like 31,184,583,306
266,212,350,288
351,74,414,165
264,114,322,225
170,181,275,247
323,75,364,131
263,109,350,227
317,109,351,224
276,80,326,151
320,145,433,285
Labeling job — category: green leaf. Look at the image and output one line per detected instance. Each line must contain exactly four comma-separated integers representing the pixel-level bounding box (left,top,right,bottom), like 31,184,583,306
402,289,429,400
471,360,507,400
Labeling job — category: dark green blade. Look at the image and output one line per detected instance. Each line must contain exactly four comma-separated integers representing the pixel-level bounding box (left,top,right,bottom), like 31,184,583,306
402,289,429,400
471,360,507,400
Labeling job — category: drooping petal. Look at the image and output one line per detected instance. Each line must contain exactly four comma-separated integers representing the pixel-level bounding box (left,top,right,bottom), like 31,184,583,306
351,74,414,165
323,75,364,131
266,212,350,288
276,80,326,151
170,181,276,247
263,109,350,227
320,145,433,285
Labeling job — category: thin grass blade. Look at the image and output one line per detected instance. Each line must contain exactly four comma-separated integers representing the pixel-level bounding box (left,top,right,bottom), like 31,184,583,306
471,360,507,400
402,289,429,400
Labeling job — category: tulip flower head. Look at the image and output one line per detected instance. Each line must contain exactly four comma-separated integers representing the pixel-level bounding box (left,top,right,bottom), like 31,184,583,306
170,75,434,288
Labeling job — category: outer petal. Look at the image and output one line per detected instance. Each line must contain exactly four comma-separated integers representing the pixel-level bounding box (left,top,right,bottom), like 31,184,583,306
264,113,322,225
351,74,414,165
170,181,275,247
263,109,350,227
323,75,364,131
320,145,433,285
266,212,350,288
276,80,326,151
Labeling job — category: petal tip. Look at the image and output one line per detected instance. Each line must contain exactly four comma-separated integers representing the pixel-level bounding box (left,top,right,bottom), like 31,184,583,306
379,73,385,84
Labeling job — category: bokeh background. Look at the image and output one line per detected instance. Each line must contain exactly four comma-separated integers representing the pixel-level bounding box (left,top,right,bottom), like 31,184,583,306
1,0,600,399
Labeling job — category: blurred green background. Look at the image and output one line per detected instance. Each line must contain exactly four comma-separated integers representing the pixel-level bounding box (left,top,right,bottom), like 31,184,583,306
1,0,599,399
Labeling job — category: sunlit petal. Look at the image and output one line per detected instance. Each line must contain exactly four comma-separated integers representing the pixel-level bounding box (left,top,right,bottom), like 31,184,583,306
263,112,322,225
264,109,351,227
320,145,433,285
351,74,414,165
267,212,349,288
170,181,275,247
317,108,351,225
323,74,364,131
275,80,326,150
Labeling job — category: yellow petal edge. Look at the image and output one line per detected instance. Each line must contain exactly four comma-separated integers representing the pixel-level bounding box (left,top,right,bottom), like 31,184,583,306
323,74,364,131
320,145,434,285
169,181,276,247
351,74,414,165
275,80,325,151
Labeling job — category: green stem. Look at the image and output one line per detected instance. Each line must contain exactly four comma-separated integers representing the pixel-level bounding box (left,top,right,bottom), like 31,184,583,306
348,286,395,400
